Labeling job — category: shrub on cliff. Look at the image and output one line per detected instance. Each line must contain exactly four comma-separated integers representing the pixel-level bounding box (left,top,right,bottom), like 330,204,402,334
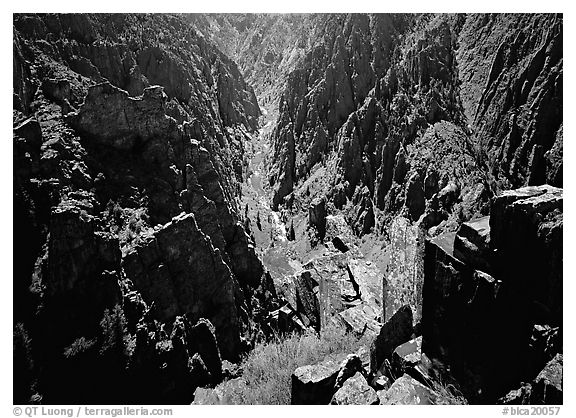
210,324,364,404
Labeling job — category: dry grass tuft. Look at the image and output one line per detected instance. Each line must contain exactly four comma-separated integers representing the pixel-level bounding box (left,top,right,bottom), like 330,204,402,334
211,325,363,405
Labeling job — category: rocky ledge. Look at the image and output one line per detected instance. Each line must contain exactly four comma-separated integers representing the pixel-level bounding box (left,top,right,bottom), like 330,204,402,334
280,185,562,405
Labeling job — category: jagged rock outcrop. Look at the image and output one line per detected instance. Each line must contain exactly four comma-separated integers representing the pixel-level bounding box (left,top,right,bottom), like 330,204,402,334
43,198,122,342
490,185,562,324
267,14,561,242
421,185,562,403
383,217,425,322
267,15,478,233
279,248,383,334
13,12,563,406
458,14,563,189
189,14,316,112
122,213,243,359
308,196,327,241
12,13,276,404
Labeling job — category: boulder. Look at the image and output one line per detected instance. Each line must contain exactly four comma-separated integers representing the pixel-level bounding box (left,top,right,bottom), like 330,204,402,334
392,336,422,376
378,374,439,405
291,352,347,404
369,305,413,373
333,354,364,389
291,350,368,405
422,230,505,401
337,303,380,338
192,387,221,405
330,372,379,405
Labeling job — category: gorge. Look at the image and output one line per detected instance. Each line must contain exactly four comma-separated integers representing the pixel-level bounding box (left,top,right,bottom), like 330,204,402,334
13,13,562,405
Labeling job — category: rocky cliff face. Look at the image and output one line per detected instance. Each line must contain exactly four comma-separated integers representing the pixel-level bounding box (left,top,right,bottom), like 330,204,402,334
13,13,275,404
457,14,563,189
268,14,562,234
253,13,561,405
262,13,562,337
14,13,562,406
422,185,562,403
189,14,317,115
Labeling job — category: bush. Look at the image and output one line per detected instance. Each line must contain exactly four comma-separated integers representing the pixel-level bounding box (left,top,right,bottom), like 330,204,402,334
99,305,132,358
430,379,468,405
209,324,363,405
63,337,96,358
102,200,152,254
14,323,36,403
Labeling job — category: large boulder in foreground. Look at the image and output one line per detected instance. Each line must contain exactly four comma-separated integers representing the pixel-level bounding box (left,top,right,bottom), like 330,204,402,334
330,372,378,405
291,352,365,405
291,353,347,405
378,374,439,405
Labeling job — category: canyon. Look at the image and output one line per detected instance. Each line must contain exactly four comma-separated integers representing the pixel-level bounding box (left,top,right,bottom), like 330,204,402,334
13,13,562,405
